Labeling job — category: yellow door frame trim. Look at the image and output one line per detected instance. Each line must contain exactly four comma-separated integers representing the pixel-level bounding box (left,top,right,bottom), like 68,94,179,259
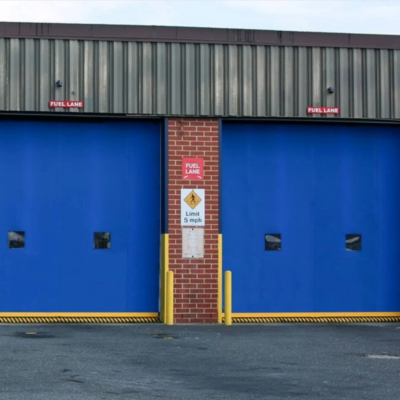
160,233,169,323
221,312,400,323
227,312,400,317
0,312,160,323
218,234,222,323
0,312,158,317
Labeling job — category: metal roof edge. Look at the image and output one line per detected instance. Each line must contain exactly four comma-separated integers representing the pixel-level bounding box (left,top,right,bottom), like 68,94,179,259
0,22,399,49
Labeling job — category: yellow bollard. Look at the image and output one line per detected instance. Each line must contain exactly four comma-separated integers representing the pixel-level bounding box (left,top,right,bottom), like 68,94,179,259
224,271,232,326
166,270,174,325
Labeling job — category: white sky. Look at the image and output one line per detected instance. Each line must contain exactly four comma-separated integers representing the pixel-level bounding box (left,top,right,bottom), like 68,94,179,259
0,1,400,35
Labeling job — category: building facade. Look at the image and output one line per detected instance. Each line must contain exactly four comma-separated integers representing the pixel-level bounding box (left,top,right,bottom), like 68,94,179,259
0,22,399,323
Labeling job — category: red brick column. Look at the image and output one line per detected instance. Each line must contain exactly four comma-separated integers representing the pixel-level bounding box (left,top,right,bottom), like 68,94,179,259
168,118,219,323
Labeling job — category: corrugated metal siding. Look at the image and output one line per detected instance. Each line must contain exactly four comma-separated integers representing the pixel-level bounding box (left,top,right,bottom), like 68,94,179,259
0,38,399,119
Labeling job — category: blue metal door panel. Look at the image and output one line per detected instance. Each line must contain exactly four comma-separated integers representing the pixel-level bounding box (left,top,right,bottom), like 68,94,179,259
222,122,400,313
0,119,160,312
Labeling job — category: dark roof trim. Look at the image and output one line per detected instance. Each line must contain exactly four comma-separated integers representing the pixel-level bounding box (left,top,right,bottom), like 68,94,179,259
0,22,399,49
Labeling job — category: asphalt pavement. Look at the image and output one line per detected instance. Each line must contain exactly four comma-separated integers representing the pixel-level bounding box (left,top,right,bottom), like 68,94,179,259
0,323,399,399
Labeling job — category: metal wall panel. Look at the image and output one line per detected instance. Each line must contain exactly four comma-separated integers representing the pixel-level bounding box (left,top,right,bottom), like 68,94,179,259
184,44,196,116
0,37,399,119
269,47,280,117
394,51,400,119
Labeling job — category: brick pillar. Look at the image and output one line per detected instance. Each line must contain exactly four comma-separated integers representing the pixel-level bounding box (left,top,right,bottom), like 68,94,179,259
168,118,219,323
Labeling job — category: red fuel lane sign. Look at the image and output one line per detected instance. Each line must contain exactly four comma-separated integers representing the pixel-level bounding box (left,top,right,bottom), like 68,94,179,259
307,107,340,114
182,158,204,180
49,100,84,108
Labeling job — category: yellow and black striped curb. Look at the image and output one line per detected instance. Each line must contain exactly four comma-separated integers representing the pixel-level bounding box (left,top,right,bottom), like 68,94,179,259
226,316,400,323
0,316,160,324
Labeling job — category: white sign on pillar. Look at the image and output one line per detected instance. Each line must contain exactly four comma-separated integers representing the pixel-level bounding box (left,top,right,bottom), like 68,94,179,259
181,189,205,226
182,228,204,258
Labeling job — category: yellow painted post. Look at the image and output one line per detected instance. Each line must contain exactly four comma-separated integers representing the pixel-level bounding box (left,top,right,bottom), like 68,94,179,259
218,234,222,323
224,271,232,326
166,270,174,325
160,234,169,323
160,235,165,322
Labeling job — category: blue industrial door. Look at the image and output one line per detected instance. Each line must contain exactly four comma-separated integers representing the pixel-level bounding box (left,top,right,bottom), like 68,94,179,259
222,122,400,313
0,119,160,312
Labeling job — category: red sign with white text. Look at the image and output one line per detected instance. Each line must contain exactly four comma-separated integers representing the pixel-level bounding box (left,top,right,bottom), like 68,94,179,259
182,158,204,180
307,107,340,114
49,100,84,108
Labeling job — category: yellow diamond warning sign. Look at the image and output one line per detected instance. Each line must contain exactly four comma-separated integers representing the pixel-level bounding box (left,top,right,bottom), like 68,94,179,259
181,188,205,226
184,190,202,209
